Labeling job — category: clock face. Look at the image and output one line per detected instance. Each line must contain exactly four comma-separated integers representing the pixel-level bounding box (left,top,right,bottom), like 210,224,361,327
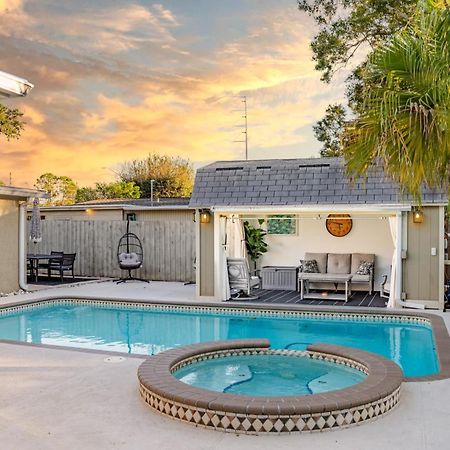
326,214,352,237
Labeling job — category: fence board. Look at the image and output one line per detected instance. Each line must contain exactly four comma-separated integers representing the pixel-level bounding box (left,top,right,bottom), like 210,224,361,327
31,219,196,282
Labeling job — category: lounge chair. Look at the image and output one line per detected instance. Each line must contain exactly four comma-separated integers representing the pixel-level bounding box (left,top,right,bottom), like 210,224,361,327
227,257,260,299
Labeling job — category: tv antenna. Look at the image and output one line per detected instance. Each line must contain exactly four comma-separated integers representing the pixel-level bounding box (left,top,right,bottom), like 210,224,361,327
233,96,248,160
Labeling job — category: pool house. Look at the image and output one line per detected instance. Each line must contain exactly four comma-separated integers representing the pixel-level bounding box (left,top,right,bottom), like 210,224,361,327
190,157,448,309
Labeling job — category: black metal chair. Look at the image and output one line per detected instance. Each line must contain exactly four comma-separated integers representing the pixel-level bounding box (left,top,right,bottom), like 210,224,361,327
39,250,64,278
48,253,77,281
116,220,148,284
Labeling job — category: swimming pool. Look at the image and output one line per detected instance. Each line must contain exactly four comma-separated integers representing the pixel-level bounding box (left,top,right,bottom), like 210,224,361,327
0,299,439,377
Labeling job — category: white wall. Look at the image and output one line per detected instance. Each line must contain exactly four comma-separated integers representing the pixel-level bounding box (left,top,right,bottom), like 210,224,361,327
260,217,394,290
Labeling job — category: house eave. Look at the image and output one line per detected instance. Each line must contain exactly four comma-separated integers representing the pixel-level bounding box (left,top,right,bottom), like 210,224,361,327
34,204,192,212
0,186,48,201
208,204,415,214
0,70,34,98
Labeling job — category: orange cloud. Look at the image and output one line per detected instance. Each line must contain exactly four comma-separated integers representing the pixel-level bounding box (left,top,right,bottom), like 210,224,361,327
0,2,347,188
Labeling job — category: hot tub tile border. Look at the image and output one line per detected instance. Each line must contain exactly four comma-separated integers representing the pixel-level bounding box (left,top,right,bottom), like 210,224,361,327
137,339,402,434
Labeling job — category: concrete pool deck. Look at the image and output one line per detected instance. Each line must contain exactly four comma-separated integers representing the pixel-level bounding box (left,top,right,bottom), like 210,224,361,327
1,281,450,449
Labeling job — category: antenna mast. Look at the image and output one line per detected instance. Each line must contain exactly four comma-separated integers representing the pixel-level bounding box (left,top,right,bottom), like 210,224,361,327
242,96,248,160
233,95,248,160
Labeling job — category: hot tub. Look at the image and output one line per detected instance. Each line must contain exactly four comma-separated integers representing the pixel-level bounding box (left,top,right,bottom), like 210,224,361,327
138,339,403,434
174,352,367,396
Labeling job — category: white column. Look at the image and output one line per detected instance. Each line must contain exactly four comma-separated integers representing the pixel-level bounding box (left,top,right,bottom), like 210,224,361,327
195,210,201,299
439,206,445,310
395,212,403,304
18,202,28,291
213,213,226,301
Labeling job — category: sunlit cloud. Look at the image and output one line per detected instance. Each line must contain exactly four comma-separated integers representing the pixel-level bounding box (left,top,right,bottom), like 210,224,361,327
0,0,346,187
0,0,23,14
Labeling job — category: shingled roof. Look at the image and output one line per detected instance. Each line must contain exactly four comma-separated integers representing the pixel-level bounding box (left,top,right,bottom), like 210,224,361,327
189,157,447,208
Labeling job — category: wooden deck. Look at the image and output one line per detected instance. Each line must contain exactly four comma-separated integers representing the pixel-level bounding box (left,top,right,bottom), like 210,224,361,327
230,289,386,308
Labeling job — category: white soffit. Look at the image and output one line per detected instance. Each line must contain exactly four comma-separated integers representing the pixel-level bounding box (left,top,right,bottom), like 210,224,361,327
0,70,34,98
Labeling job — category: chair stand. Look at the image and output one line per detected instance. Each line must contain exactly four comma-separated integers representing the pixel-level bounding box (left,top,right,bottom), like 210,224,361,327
115,269,149,284
228,289,259,301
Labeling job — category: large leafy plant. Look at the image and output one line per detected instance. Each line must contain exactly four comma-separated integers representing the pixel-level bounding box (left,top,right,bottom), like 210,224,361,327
243,220,268,269
344,0,450,201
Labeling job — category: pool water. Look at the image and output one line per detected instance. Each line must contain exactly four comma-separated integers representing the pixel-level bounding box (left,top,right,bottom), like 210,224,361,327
174,354,367,396
0,302,439,377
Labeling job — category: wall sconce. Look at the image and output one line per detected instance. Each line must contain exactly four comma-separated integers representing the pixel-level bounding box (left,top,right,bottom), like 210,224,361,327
412,208,424,224
199,210,211,224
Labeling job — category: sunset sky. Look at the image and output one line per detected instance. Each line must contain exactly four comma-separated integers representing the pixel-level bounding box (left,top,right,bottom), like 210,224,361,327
0,0,348,188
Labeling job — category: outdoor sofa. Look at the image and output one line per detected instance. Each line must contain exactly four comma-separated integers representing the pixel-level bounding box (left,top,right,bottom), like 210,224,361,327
301,252,375,294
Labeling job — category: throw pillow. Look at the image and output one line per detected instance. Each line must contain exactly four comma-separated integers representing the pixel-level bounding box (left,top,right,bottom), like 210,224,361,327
356,261,373,275
302,259,319,273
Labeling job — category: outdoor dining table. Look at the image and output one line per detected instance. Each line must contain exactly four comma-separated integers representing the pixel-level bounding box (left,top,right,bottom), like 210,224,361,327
27,253,63,283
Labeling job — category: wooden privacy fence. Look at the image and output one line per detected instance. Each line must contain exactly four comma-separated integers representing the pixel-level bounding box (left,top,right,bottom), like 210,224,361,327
30,220,196,282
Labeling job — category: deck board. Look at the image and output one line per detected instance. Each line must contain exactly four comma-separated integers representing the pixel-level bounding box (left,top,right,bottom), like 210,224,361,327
229,289,386,308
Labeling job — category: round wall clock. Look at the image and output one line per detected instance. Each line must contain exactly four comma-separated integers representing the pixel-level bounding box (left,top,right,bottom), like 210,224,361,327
326,214,353,237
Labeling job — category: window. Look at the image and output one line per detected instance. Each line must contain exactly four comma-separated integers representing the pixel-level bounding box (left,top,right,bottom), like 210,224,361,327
126,212,137,221
267,214,296,235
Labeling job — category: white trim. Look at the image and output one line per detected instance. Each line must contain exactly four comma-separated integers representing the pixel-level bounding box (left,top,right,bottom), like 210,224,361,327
213,212,223,301
18,202,28,291
0,186,48,200
211,205,413,214
195,211,201,298
0,70,33,98
36,204,191,212
438,206,445,309
395,212,403,305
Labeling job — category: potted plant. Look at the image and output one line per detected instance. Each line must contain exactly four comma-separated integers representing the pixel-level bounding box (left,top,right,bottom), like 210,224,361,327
243,219,268,271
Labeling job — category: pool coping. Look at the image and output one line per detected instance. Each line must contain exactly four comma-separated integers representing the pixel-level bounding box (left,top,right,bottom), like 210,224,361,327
0,294,449,382
137,339,403,433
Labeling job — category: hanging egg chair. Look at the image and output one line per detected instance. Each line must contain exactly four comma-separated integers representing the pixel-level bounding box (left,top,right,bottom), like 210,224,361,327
116,220,149,284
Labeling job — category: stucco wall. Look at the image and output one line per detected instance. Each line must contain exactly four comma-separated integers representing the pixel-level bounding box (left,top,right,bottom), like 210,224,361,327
0,199,19,293
260,215,394,290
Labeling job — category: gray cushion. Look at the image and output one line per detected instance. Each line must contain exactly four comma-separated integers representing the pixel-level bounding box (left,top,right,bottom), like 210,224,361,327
351,274,370,282
304,252,327,273
327,253,351,274
351,253,375,274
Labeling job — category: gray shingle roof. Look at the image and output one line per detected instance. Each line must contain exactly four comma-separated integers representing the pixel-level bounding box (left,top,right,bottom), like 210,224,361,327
189,157,447,208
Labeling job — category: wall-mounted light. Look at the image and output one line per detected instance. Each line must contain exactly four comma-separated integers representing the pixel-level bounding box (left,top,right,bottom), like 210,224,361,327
200,209,211,224
85,208,94,215
412,208,424,224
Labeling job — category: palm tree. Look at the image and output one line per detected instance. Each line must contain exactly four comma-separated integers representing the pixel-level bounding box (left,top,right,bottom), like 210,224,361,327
343,0,450,201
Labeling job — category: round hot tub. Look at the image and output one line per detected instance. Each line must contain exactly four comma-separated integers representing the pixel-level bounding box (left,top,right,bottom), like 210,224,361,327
174,352,367,397
138,339,403,434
